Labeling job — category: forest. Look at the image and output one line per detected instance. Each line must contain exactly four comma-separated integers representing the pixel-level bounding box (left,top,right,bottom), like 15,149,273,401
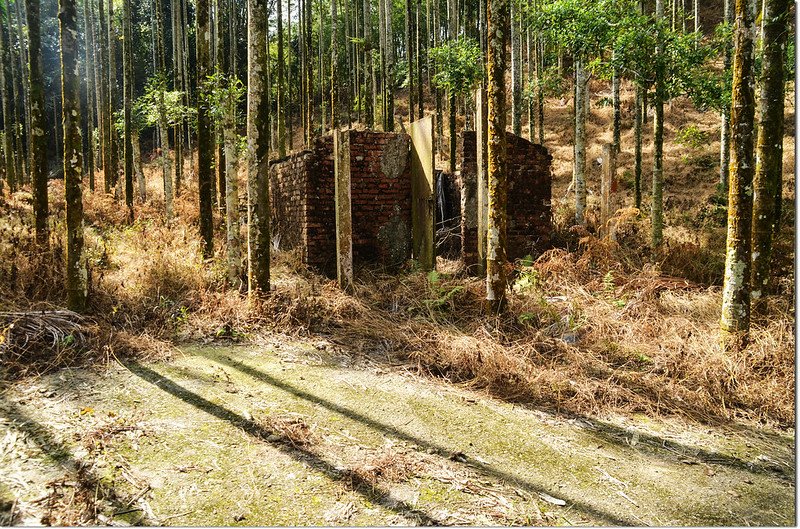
0,0,795,525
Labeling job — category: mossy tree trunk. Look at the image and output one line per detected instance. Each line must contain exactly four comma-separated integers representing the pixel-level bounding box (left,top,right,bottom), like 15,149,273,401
277,0,286,157
81,0,96,192
720,0,756,351
720,0,733,191
27,0,48,244
574,56,587,224
750,0,788,306
5,4,25,186
0,3,17,192
122,0,134,221
510,0,521,136
96,0,110,193
222,100,241,288
197,0,214,257
247,0,270,299
485,0,509,312
60,0,87,312
155,0,173,219
634,84,643,210
652,0,665,247
106,0,119,195
330,0,339,129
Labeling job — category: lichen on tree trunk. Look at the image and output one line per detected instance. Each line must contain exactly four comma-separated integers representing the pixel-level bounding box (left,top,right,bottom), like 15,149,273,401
485,0,509,313
60,0,87,312
720,0,756,351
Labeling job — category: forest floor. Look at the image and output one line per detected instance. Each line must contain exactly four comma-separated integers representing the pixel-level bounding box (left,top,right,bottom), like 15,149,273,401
0,81,795,525
0,343,794,526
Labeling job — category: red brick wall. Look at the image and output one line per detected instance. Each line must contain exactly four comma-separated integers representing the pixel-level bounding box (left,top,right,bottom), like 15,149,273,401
460,131,552,264
269,131,412,276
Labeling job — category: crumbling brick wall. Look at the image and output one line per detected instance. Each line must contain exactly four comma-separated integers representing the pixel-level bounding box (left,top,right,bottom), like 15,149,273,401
460,131,552,266
346,131,412,269
269,131,412,276
269,136,336,275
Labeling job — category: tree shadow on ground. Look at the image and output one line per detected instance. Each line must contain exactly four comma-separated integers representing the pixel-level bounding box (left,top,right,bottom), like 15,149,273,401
124,361,444,526
0,399,143,525
196,349,795,495
185,350,642,525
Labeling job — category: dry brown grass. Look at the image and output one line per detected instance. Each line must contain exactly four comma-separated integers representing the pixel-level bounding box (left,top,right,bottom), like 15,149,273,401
0,80,793,431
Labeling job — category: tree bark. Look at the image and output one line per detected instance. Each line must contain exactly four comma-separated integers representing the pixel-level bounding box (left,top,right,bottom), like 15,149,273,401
82,0,96,192
106,0,119,195
122,0,134,221
720,0,756,351
634,84,643,210
485,0,509,312
60,0,87,312
652,0,665,247
223,105,241,287
574,56,587,224
247,0,270,298
27,0,48,243
0,0,16,192
277,0,286,156
197,0,215,257
720,0,733,191
510,0,521,136
750,0,788,305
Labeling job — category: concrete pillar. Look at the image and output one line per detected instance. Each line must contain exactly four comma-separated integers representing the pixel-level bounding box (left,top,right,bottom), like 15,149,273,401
333,129,354,290
410,115,436,271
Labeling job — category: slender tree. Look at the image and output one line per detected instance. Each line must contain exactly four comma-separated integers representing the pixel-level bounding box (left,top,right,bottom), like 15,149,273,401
652,0,665,246
247,0,270,298
574,56,587,224
82,0,96,191
27,0,48,243
277,0,286,156
197,0,214,256
720,0,756,351
60,0,87,312
720,0,733,190
485,0,509,312
106,0,119,194
0,5,14,192
122,0,134,221
751,0,789,306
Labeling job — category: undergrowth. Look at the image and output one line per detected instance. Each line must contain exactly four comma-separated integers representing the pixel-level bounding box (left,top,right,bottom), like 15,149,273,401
0,157,794,430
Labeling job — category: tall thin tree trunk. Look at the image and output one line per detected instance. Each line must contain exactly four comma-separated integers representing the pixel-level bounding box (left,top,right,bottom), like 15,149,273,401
634,83,643,210
331,0,338,128
510,0,520,136
652,0,666,247
720,0,756,351
107,0,119,195
750,0,788,304
384,0,394,130
27,0,48,243
720,0,733,191
197,0,214,256
247,0,270,298
406,0,415,122
82,0,96,192
363,0,373,129
277,0,286,155
60,0,87,312
6,6,24,185
155,0,173,218
612,50,621,153
574,56,587,224
485,0,509,312
95,0,110,192
223,104,241,287
0,0,17,191
122,0,134,221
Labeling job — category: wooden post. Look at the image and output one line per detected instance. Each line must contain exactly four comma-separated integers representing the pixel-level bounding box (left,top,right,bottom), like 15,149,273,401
600,142,617,239
476,87,488,275
334,129,354,290
410,115,436,270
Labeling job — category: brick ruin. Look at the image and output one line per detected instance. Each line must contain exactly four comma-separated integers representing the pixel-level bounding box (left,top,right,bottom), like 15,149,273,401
459,131,553,270
269,128,552,277
269,131,412,276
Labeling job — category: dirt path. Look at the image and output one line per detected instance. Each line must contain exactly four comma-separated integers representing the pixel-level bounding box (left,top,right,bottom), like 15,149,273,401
0,342,794,526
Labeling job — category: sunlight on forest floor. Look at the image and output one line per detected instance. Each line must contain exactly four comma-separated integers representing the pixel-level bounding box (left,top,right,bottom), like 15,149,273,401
0,344,794,525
